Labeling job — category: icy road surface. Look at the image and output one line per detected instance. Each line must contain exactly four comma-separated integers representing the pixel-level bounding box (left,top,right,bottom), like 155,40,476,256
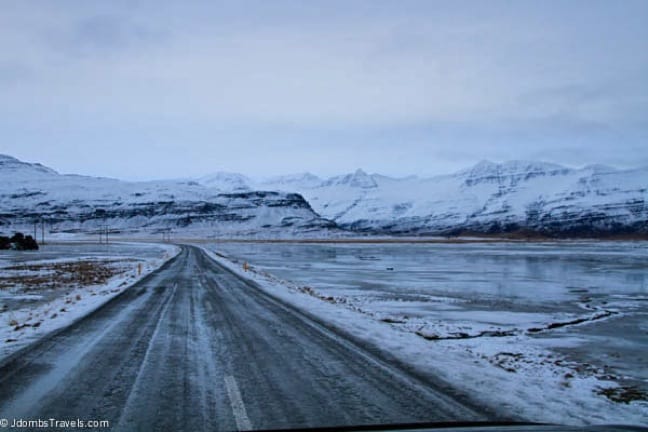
0,245,493,431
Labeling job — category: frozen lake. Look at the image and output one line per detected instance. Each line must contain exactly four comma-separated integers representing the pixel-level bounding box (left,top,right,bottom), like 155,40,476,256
207,241,648,392
208,241,647,308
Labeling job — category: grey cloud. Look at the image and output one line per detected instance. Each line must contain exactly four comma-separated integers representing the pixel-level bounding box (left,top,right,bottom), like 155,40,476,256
518,84,606,110
0,62,33,85
46,14,169,58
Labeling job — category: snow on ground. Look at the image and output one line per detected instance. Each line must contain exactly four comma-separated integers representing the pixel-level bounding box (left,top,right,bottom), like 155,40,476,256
201,244,648,426
0,242,180,361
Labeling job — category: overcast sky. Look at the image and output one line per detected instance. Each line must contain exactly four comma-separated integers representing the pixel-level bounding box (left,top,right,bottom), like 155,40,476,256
1,0,647,180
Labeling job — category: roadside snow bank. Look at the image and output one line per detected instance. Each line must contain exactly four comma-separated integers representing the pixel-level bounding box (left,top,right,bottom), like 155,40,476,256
0,243,180,361
201,247,647,426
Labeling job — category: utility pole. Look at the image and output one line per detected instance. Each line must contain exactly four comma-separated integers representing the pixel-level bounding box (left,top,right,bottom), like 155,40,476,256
99,225,107,244
99,218,109,245
41,219,45,246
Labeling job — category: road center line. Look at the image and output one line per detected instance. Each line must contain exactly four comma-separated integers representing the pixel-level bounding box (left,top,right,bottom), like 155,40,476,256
224,375,253,431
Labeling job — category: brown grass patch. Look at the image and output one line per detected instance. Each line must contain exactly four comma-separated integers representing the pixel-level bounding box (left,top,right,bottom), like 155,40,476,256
0,260,128,292
597,386,648,404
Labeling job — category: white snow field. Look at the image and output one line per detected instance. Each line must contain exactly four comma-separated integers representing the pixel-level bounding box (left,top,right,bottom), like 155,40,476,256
0,242,180,360
202,241,648,426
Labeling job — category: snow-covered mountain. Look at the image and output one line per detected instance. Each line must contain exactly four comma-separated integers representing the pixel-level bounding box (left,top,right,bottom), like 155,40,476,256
245,161,648,236
196,172,252,192
257,173,323,190
2,154,646,237
0,155,337,237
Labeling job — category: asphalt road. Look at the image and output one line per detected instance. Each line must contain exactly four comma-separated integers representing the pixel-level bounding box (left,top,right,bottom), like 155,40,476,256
0,245,494,431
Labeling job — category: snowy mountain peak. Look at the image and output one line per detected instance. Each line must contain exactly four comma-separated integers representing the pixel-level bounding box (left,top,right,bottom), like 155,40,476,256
457,160,572,187
323,169,377,189
260,173,322,189
0,154,19,162
0,154,59,177
500,160,567,173
469,159,499,172
197,171,251,191
582,164,617,174
462,160,567,176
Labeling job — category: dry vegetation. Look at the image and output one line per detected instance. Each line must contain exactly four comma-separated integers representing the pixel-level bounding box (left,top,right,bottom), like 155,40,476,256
597,386,648,404
0,259,132,293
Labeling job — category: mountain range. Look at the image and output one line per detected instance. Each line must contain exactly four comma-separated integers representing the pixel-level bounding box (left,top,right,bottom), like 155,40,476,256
0,154,336,238
1,154,646,238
